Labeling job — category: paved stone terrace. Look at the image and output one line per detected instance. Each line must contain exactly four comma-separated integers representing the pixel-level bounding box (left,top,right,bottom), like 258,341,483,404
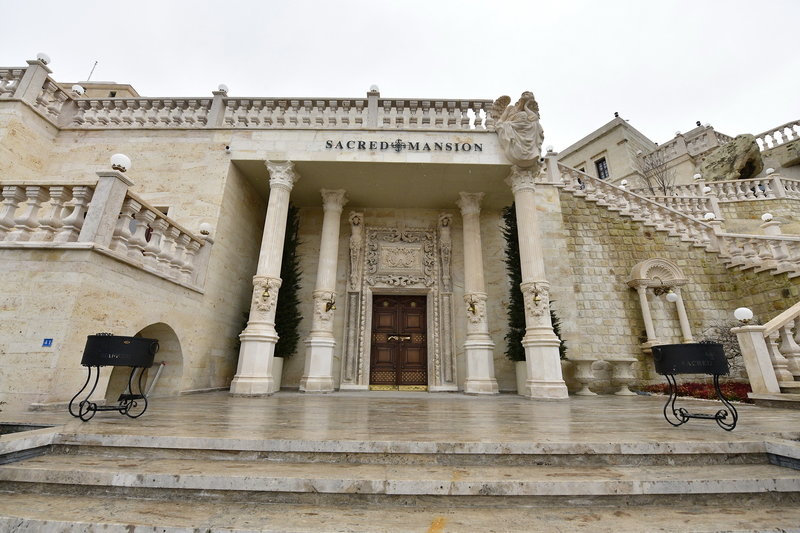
2,391,800,532
3,390,798,444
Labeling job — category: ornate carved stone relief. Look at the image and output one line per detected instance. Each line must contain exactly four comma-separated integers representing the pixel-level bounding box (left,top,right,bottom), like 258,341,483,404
251,275,282,314
521,281,550,325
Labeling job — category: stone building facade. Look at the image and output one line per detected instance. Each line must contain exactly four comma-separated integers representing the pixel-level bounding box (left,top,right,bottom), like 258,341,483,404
2,56,800,410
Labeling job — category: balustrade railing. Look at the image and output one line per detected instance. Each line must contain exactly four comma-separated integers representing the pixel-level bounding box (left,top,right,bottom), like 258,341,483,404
648,195,720,220
0,68,26,98
1,64,494,132
222,98,368,128
72,98,212,127
375,99,491,130
755,120,800,151
109,190,207,285
631,175,800,203
734,300,800,396
556,163,716,247
0,184,94,243
0,180,209,289
716,233,800,276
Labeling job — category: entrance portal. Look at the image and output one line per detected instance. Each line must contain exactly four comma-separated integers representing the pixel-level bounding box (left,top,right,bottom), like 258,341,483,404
369,295,427,390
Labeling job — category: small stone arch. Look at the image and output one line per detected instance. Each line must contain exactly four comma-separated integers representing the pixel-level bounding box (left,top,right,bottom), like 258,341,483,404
627,258,688,289
627,258,693,348
104,322,184,403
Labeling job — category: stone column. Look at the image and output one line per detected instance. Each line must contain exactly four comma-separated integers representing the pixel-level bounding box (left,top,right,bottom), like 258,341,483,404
456,192,498,394
230,161,299,396
635,285,658,345
300,189,348,393
506,166,568,399
672,287,694,343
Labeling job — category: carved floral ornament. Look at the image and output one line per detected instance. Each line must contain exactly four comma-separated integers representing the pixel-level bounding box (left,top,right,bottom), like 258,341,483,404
252,276,282,313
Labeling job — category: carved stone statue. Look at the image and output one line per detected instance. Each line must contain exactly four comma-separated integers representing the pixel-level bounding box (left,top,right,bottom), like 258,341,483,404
438,213,452,291
491,92,544,168
348,212,364,290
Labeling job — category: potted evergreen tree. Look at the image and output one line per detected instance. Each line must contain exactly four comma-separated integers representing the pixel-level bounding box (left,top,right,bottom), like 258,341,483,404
272,204,303,390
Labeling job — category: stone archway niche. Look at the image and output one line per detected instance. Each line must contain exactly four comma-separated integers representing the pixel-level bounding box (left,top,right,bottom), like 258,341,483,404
104,322,184,403
627,258,693,349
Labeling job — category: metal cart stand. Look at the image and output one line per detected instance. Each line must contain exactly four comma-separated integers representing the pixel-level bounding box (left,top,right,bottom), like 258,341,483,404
652,342,738,431
68,333,159,421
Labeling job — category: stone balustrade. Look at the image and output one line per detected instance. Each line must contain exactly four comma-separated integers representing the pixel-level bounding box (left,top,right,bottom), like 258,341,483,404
556,164,716,248
223,98,368,128
0,183,94,243
734,301,800,396
643,128,732,168
0,63,494,132
716,233,800,277
557,163,800,279
0,68,26,98
0,180,211,290
631,175,800,203
755,120,800,151
648,195,721,220
72,98,212,128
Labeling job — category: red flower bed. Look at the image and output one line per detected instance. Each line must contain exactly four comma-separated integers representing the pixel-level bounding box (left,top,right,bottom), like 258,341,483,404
639,381,753,403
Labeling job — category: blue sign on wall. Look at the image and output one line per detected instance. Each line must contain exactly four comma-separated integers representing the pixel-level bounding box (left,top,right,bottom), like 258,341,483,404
42,338,53,347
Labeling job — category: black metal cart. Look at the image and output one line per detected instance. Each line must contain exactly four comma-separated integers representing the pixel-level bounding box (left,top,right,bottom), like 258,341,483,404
652,342,738,431
68,333,159,421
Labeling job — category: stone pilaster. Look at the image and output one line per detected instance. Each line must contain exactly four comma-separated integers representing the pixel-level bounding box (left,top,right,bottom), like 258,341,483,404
300,189,348,393
456,192,498,394
506,166,568,399
230,161,299,396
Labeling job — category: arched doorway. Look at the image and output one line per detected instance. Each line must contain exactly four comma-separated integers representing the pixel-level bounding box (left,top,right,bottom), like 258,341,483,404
104,322,183,403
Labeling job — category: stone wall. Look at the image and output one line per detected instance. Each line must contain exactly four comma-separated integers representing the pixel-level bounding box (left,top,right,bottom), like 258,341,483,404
554,186,800,389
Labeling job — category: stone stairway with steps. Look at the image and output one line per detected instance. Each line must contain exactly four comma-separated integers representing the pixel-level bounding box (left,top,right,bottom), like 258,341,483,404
2,428,800,532
554,162,800,279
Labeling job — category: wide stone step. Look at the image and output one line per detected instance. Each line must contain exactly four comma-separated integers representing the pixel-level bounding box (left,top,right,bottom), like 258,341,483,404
2,454,799,500
50,443,770,467
2,491,800,533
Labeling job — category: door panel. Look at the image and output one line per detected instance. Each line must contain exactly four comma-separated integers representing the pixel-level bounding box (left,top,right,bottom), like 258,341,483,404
370,295,427,390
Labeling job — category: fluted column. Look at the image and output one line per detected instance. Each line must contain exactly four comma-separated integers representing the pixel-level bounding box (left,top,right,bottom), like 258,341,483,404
506,167,568,399
456,192,499,394
300,189,348,393
230,161,300,396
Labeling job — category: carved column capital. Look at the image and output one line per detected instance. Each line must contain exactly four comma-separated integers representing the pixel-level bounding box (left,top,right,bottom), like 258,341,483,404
320,189,348,212
456,192,484,216
265,160,300,191
505,165,539,194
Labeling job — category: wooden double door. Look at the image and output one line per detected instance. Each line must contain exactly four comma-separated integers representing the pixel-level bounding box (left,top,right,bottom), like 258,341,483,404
369,295,428,390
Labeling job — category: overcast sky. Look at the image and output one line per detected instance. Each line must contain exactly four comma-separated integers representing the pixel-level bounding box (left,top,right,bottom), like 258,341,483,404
2,0,798,150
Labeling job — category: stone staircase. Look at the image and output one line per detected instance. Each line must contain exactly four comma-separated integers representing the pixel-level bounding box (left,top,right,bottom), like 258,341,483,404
2,430,800,532
554,162,800,279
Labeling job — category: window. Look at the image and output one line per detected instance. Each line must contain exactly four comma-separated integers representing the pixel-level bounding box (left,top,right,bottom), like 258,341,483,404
109,91,117,97
595,158,609,180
